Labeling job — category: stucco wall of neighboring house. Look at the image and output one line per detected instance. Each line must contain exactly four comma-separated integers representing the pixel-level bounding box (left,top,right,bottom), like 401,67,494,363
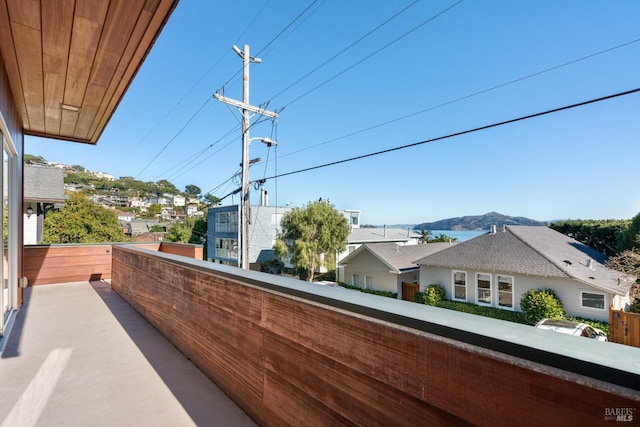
23,213,38,245
420,266,617,322
343,250,398,293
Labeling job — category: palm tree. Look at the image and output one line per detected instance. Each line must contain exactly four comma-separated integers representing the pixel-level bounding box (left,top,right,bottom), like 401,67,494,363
419,228,432,244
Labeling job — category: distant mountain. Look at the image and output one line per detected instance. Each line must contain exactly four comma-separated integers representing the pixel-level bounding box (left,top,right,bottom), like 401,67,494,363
414,212,545,231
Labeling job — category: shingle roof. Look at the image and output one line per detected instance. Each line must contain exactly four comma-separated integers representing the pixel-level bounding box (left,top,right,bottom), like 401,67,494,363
348,227,419,244
24,165,66,203
341,242,455,273
416,226,632,295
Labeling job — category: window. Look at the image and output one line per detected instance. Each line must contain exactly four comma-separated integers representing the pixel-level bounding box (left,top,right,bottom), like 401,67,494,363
581,291,605,310
497,275,513,308
216,211,238,233
453,271,466,301
352,274,360,288
216,238,238,259
476,273,491,305
365,276,373,290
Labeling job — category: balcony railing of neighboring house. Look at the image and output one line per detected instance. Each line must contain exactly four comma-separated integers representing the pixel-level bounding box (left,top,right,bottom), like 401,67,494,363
105,245,640,426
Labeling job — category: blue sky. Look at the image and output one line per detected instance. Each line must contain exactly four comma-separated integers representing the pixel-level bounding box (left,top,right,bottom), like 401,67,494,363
27,1,640,225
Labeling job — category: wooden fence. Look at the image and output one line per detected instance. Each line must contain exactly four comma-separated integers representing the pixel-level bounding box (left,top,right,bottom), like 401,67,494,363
609,308,640,348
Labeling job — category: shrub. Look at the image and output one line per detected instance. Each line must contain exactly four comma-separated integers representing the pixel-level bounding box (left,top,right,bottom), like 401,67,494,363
437,300,529,324
520,288,565,325
423,284,446,306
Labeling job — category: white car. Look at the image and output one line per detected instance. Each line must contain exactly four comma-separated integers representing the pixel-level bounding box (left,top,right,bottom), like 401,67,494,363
535,318,608,342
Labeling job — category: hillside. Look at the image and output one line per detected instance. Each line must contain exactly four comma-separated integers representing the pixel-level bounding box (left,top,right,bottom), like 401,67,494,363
414,212,545,231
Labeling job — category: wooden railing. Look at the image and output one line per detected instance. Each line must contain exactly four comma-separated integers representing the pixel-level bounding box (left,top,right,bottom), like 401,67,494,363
23,242,202,285
111,245,640,426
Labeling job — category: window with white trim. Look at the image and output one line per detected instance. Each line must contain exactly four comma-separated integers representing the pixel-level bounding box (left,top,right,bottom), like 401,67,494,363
476,273,492,305
453,271,466,301
581,291,605,310
497,275,513,308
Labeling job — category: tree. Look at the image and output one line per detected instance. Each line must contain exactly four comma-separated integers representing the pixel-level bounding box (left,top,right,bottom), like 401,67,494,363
141,204,162,219
43,193,130,243
203,193,220,206
274,199,349,282
24,154,47,164
166,222,191,243
156,179,179,195
608,233,640,311
419,229,432,244
185,185,201,196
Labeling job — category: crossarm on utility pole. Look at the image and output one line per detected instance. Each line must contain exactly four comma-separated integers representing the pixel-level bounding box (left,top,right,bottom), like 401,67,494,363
213,93,279,119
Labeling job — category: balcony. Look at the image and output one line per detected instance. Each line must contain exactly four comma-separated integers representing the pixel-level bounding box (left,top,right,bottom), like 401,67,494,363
3,244,640,426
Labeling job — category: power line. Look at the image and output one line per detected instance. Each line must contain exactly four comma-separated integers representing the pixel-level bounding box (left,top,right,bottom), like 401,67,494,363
269,0,421,101
259,87,640,182
133,97,212,178
275,36,640,161
278,0,464,109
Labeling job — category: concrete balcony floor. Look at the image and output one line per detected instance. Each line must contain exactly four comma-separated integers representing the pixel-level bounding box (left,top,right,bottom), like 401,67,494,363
0,281,256,427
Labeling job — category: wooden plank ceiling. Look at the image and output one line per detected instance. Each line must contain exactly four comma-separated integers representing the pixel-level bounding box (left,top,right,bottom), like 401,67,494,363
0,0,179,144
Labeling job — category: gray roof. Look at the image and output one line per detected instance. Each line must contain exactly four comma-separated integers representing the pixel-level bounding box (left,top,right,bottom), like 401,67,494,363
24,164,66,202
416,225,633,295
348,227,419,244
341,242,455,273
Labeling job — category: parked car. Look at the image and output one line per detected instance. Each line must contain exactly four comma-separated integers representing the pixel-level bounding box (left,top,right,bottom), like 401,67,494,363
535,318,607,342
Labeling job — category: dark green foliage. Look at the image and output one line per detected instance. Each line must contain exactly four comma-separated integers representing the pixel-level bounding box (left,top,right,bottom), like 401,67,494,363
550,219,631,255
423,284,446,306
338,282,397,299
437,300,529,324
519,288,565,325
43,193,130,243
617,212,640,251
260,258,284,275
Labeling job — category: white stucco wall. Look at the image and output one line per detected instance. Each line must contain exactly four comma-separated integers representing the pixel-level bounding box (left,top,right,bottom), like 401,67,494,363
419,265,616,322
342,250,398,294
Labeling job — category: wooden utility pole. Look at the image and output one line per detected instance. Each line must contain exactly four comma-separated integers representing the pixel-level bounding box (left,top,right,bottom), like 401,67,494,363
214,45,278,269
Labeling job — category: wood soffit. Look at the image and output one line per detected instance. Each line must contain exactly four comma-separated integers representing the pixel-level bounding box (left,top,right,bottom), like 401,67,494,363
0,0,179,144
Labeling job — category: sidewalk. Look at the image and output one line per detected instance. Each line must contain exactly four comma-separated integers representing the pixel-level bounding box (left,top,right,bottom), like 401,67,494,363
0,281,256,427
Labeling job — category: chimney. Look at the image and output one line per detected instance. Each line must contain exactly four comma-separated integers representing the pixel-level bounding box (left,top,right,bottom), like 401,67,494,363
490,225,497,234
260,188,268,206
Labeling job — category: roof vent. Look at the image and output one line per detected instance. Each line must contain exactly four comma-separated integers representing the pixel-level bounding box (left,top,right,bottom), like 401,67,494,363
490,225,497,234
586,258,594,269
563,260,572,267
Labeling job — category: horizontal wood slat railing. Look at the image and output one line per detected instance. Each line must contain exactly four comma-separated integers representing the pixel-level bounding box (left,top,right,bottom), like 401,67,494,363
111,246,640,426
24,242,202,285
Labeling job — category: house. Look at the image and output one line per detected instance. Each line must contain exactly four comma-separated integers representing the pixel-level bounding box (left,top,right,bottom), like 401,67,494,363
416,225,634,322
339,242,455,296
207,204,292,268
1,2,638,423
23,164,67,244
172,194,186,207
342,225,420,255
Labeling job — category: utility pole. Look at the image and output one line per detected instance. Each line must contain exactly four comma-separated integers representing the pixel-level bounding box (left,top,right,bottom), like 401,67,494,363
214,45,278,269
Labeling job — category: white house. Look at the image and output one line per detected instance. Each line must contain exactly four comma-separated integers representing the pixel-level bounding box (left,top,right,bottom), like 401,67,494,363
339,242,455,297
416,225,634,322
173,194,186,207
